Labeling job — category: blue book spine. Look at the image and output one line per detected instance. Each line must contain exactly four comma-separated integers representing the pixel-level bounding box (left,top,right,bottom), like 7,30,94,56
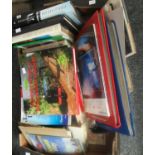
97,21,134,136
40,1,82,25
22,115,69,125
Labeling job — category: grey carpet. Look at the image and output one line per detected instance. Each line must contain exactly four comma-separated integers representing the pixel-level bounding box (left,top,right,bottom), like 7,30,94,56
119,0,143,155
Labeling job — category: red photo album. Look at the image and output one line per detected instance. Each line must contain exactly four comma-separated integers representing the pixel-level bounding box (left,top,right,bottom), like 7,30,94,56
75,10,121,128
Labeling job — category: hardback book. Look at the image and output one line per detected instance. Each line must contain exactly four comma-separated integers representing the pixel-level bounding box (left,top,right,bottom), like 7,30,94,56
75,11,121,128
20,92,84,126
103,7,134,92
96,10,134,136
19,125,85,154
12,23,74,44
21,97,71,126
13,15,79,36
12,1,82,29
18,46,80,116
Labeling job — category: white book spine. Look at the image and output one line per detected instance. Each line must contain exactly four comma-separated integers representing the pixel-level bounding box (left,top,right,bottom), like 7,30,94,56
12,24,64,44
40,1,81,25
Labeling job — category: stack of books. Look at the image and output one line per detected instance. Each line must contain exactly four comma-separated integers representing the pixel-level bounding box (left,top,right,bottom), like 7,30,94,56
12,0,136,154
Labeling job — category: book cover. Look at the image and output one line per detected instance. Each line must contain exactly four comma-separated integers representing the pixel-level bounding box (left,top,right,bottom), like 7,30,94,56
19,46,79,116
27,134,45,152
96,18,134,136
37,135,83,154
75,11,121,128
20,71,71,126
19,125,84,154
76,25,110,117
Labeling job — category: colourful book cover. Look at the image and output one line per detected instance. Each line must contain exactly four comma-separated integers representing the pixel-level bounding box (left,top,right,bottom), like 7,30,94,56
38,135,83,154
19,46,79,116
76,25,110,118
27,134,83,154
26,134,45,152
75,11,121,128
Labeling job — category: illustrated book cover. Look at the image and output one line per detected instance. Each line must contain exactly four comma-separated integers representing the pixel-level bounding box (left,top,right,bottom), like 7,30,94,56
19,46,80,118
75,11,121,128
19,125,84,154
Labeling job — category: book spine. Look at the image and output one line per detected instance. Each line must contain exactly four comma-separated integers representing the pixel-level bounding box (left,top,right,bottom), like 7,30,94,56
22,115,71,126
40,1,81,25
12,1,81,29
12,24,63,44
23,40,71,53
13,16,78,37
13,12,39,29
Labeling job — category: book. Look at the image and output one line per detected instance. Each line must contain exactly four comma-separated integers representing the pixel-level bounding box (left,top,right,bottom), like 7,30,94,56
13,10,37,29
19,46,79,116
13,36,68,49
13,1,82,29
19,125,85,154
20,90,72,125
12,23,74,44
19,125,72,138
13,15,79,36
22,40,71,54
21,96,83,126
75,11,121,128
71,0,107,8
103,7,134,92
96,15,134,136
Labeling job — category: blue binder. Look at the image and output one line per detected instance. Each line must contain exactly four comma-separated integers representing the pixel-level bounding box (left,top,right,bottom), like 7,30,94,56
96,21,135,136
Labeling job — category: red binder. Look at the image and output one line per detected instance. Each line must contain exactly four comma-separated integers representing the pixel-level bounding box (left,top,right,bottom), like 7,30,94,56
75,11,121,128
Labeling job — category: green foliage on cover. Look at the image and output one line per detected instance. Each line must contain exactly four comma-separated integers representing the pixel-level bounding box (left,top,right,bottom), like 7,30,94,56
26,97,61,115
39,97,51,114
